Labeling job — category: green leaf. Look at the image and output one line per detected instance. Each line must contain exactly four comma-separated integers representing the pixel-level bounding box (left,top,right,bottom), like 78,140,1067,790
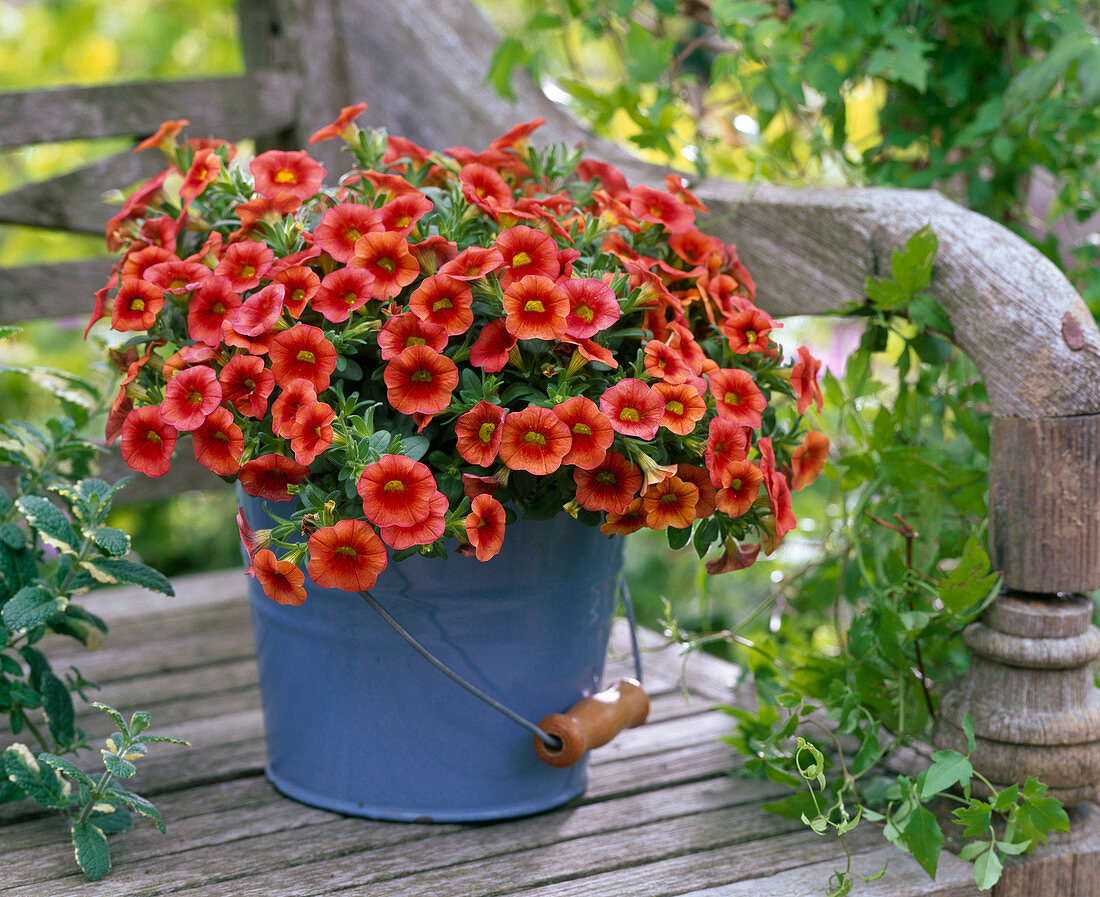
953,799,993,838
2,743,73,809
89,803,133,834
93,702,129,737
71,821,111,881
666,525,692,551
920,750,972,799
907,294,953,337
2,586,67,633
37,753,96,791
1014,792,1070,847
106,783,166,832
40,671,76,746
901,804,944,879
89,527,131,557
865,277,909,311
16,494,81,553
713,0,773,29
0,325,22,342
938,534,1000,616
973,847,1003,891
486,35,526,101
102,753,137,779
129,711,151,736
85,558,174,595
891,225,937,296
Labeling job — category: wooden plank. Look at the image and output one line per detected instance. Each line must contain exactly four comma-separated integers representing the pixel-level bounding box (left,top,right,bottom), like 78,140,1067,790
0,151,164,233
0,257,114,324
0,73,300,150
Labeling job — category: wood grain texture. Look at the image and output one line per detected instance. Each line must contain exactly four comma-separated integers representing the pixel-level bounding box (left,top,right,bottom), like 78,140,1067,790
0,73,300,150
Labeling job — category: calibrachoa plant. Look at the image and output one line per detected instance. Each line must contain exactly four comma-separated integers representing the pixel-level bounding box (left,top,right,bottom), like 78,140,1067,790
91,103,828,603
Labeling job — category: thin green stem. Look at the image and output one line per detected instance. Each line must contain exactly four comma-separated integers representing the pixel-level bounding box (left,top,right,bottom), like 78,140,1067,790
76,769,114,825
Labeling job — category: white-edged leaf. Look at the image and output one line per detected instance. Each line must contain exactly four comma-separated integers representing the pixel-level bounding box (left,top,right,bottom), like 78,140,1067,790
1,586,67,633
71,821,111,881
86,558,173,595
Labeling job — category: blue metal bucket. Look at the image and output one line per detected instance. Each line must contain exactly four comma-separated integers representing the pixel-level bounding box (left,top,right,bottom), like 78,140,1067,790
240,494,624,822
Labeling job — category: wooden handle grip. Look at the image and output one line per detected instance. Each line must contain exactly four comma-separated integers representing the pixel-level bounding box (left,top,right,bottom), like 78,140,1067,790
534,678,650,768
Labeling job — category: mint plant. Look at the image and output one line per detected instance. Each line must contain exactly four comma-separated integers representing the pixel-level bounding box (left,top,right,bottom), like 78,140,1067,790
0,325,186,880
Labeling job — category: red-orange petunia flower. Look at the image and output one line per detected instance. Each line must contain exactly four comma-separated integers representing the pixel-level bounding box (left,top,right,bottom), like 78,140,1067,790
133,119,188,154
268,324,338,393
714,459,763,518
308,102,369,144
629,184,694,234
121,244,174,281
409,235,459,274
791,345,824,415
379,192,433,237
238,453,310,502
438,245,504,281
112,279,164,332
120,405,178,478
377,312,448,361
383,344,459,415
307,519,388,591
350,230,420,299
160,364,222,431
379,490,448,550
498,405,572,476
563,336,618,369
219,354,276,418
705,417,751,487
790,430,830,491
642,475,699,530
493,225,559,288
561,278,620,339
290,400,335,466
600,497,646,535
757,437,796,539
721,307,777,354
188,275,241,345
233,283,285,337
143,259,209,294
312,266,375,323
271,265,321,318
653,382,706,436
357,454,438,528
313,203,383,263
644,339,692,385
455,401,507,467
179,147,221,202
214,240,274,292
250,549,306,606
552,395,614,469
409,274,474,336
250,150,326,202
676,463,717,519
191,405,244,476
705,539,761,575
599,378,664,440
573,451,643,514
708,368,766,429
501,275,569,340
460,163,514,217
669,229,723,267
469,318,517,372
235,507,270,563
271,379,318,438
464,493,506,562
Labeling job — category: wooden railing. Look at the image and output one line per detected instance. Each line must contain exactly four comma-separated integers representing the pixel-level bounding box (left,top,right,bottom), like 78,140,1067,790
2,1,1099,889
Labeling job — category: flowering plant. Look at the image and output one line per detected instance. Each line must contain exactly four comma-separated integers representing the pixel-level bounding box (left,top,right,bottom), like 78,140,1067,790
91,104,828,605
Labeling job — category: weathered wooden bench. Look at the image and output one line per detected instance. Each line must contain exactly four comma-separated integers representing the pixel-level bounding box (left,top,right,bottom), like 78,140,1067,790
3,1,1100,893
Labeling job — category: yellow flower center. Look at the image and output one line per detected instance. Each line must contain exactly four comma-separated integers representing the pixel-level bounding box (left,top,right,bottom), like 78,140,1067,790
745,330,757,343
378,257,395,273
596,471,616,485
724,391,741,406
523,431,547,446
344,228,362,242
296,350,316,364
342,291,358,305
432,298,453,312
335,546,359,558
512,251,532,267
478,422,497,444
573,423,592,436
524,300,546,314
384,480,406,493
131,299,146,311
729,478,743,490
187,389,202,405
396,215,412,228
145,429,161,444
659,492,679,505
274,170,298,184
407,336,426,347
619,407,640,423
213,302,225,314
575,304,594,323
666,400,684,416
411,370,433,382
240,264,256,278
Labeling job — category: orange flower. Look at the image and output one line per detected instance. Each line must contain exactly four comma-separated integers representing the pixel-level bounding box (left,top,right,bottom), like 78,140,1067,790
552,396,614,469
239,454,310,502
384,344,459,415
180,148,221,201
357,454,438,528
790,430,830,491
791,345,824,414
312,267,375,323
469,318,517,372
715,459,763,518
498,405,572,476
380,490,448,550
460,163,514,217
271,265,321,318
705,540,761,575
219,354,275,419
438,246,504,281
654,382,706,436
455,401,506,467
290,400,335,466
307,520,388,591
409,274,474,336
501,275,569,340
250,149,326,202
232,283,285,337
644,339,692,384
308,102,368,144
120,405,177,478
494,225,559,288
160,364,222,431
642,475,699,530
271,379,318,439
464,493,506,562
214,240,274,291
721,307,777,354
143,259,209,294
675,464,717,519
377,312,448,361
629,184,694,233
600,497,646,535
191,406,244,476
462,472,505,499
561,278,620,339
757,437,796,539
188,275,241,346
705,417,750,487
350,231,420,299
111,279,163,332
313,203,383,263
708,368,766,429
409,235,459,273
379,193,433,237
250,549,306,606
573,451,643,514
600,378,664,440
268,324,338,393
133,119,188,154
